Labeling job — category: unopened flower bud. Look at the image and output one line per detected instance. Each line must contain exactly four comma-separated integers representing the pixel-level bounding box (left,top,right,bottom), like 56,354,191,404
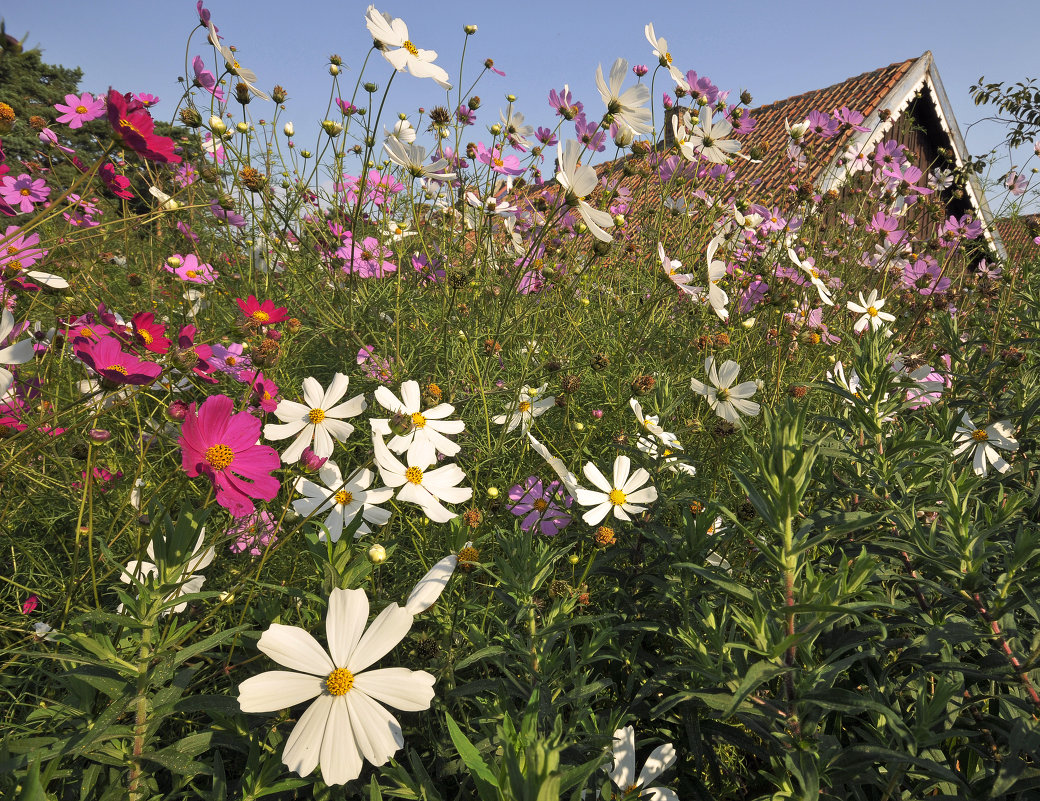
180,107,202,127
506,93,517,103
368,544,387,564
209,116,227,134
299,446,328,473
300,149,312,159
489,123,502,135
236,121,249,134
363,82,378,93
464,24,477,34
167,255,183,268
283,121,294,137
468,95,481,110
389,411,415,437
486,486,499,499
321,119,343,136
167,399,190,422
567,554,580,565
272,85,288,103
88,428,112,444
329,64,340,76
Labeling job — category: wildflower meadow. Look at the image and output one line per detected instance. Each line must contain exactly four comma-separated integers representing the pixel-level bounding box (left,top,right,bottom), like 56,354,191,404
3,4,1040,799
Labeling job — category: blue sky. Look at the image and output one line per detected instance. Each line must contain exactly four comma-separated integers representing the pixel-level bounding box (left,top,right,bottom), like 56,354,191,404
5,1,1038,208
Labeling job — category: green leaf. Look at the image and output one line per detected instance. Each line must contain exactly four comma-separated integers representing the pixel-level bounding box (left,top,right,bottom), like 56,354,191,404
370,775,384,801
18,760,47,801
722,660,788,719
444,712,499,800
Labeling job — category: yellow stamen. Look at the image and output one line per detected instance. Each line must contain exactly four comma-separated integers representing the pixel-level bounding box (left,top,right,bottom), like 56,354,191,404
608,488,627,506
325,667,354,696
404,466,423,485
971,428,989,442
308,408,326,424
205,443,234,470
334,489,354,505
411,412,427,428
402,40,419,56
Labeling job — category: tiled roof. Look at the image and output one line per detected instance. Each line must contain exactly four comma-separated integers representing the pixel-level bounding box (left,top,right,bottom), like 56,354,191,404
731,57,917,200
994,214,1040,263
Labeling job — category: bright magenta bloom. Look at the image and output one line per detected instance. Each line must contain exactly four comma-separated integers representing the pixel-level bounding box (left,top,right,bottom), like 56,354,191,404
236,296,288,326
75,335,162,386
106,89,181,164
180,394,281,518
165,253,218,284
0,174,50,214
54,92,105,129
131,312,171,355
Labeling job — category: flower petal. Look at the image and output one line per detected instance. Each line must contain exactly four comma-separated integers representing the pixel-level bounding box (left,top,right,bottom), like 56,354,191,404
319,697,363,785
345,690,403,767
353,667,436,711
238,670,324,713
258,623,335,675
281,694,333,778
327,588,369,668
346,602,413,673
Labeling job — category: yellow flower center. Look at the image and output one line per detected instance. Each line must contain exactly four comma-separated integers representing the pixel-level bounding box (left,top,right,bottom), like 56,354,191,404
325,667,354,696
204,443,235,470
251,310,270,323
411,411,427,428
75,105,88,114
533,498,548,512
458,545,479,563
519,401,532,413
971,428,989,442
118,118,141,137
5,259,21,272
867,306,878,317
308,408,326,424
19,188,30,196
493,157,504,167
810,333,821,344
810,269,820,278
138,329,153,344
664,52,672,64
608,488,627,506
402,40,419,56
106,364,128,375
334,489,354,505
226,356,237,366
405,466,424,485
185,269,199,278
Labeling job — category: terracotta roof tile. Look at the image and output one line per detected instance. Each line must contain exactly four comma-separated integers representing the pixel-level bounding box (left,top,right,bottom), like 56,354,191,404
994,214,1040,263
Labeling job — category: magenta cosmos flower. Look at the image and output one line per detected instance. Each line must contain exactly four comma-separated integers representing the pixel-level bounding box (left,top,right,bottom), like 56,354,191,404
338,235,397,278
507,476,573,536
54,92,106,129
192,56,225,102
180,394,281,517
237,295,288,326
0,174,51,214
75,335,163,386
165,253,218,284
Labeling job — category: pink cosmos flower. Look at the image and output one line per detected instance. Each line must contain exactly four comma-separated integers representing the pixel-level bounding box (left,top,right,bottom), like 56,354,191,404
475,142,524,176
208,342,251,377
338,235,397,278
100,163,134,199
228,510,279,556
548,86,583,120
135,93,160,108
75,335,163,386
244,371,280,413
39,128,76,154
237,296,288,326
131,312,171,355
633,64,649,77
507,476,573,536
0,174,50,214
357,346,394,385
106,89,181,164
176,325,218,383
165,253,218,284
54,92,105,129
192,56,225,101
179,394,281,518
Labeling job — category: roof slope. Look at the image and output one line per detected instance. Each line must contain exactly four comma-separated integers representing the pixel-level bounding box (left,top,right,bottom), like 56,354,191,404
994,214,1040,263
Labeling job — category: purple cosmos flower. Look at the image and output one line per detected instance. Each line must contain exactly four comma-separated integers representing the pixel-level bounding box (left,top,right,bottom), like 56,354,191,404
192,56,225,101
228,510,279,556
535,127,558,146
806,110,840,139
54,92,105,129
683,71,719,105
738,279,769,313
873,140,905,168
833,106,870,132
166,253,218,283
335,98,356,115
507,476,573,536
338,234,397,278
902,253,950,295
209,200,246,227
633,64,649,77
456,104,476,126
548,86,583,120
356,346,393,385
135,93,160,108
412,252,445,284
1005,170,1029,196
0,174,50,214
574,114,606,152
475,142,524,176
662,92,674,109
177,221,200,243
208,342,252,377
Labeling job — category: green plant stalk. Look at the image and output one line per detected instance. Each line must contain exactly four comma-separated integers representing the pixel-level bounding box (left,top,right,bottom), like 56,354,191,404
128,618,155,801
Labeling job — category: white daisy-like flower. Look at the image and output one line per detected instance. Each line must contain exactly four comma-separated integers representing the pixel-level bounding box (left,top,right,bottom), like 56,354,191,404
208,23,271,101
371,379,465,466
953,413,1018,477
384,118,416,144
404,554,458,615
644,23,686,85
492,383,556,434
383,138,456,182
676,109,742,164
365,5,451,89
704,235,731,321
527,432,581,496
293,461,393,541
0,310,36,397
689,356,760,426
499,108,535,150
635,435,696,477
786,245,835,306
629,397,681,449
606,726,678,801
826,361,863,400
595,57,652,135
657,242,698,296
847,289,895,334
120,529,214,615
264,374,367,464
573,455,658,526
238,588,436,785
556,139,615,242
372,435,472,523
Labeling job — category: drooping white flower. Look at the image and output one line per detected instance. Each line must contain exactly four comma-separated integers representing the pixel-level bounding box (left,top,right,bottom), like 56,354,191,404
573,455,658,526
372,434,472,523
238,588,436,785
953,413,1018,477
264,374,367,463
149,185,183,211
208,23,271,101
0,310,35,397
404,555,458,615
595,57,652,135
293,462,393,541
556,139,614,242
847,289,895,334
690,356,760,426
527,433,581,496
704,235,731,321
492,383,556,434
120,529,215,615
383,138,456,181
606,726,678,801
629,397,680,448
371,380,464,466
786,244,835,306
365,5,451,89
657,242,698,296
644,23,686,85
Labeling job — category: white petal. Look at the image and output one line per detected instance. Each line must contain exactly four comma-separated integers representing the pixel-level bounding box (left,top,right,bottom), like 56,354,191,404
609,726,637,789
327,588,369,668
319,697,364,785
404,555,457,615
238,670,324,713
258,624,335,675
281,694,334,778
345,690,404,767
638,742,677,786
353,667,436,711
347,603,413,673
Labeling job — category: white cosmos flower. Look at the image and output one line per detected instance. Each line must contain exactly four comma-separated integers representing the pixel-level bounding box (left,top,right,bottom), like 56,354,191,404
293,462,393,541
690,356,760,426
644,23,686,85
120,529,214,615
384,118,416,144
371,379,465,465
372,434,472,523
657,242,698,296
595,57,652,135
556,139,615,242
493,383,556,434
573,454,658,526
527,432,581,496
953,414,1018,477
787,245,835,306
149,185,183,211
676,108,742,164
629,397,681,449
238,588,436,785
704,235,731,320
499,108,535,150
404,554,458,615
208,23,271,101
607,725,678,801
0,310,35,397
264,374,367,463
365,5,451,89
383,138,456,181
847,289,895,334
